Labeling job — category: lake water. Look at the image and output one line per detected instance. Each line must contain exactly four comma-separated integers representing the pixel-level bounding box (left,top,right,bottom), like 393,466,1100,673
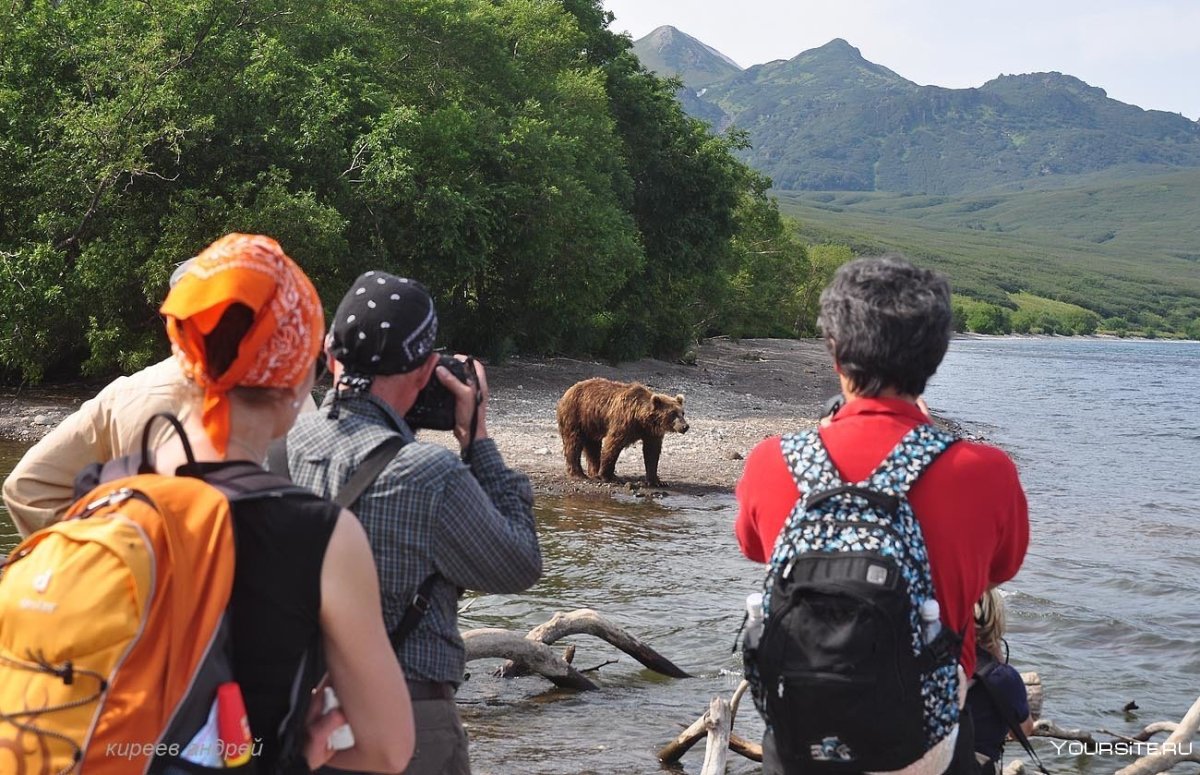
1,337,1198,774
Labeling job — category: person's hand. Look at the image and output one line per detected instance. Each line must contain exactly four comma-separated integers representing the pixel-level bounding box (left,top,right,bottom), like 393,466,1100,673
436,354,489,449
303,678,348,769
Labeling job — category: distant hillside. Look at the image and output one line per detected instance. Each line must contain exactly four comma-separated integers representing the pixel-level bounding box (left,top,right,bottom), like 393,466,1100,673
773,169,1200,328
631,25,741,89
643,36,1200,195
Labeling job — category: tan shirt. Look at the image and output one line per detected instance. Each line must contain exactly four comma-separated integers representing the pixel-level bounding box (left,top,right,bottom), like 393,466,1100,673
3,358,193,536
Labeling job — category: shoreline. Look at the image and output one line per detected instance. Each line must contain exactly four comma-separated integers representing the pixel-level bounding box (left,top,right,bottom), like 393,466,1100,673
0,336,986,500
0,338,841,498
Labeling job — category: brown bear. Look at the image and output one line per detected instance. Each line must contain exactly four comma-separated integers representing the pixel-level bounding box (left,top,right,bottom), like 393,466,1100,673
556,377,689,487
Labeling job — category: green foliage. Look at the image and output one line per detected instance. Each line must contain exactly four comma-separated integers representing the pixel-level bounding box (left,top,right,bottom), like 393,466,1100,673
597,51,753,358
962,301,1012,335
0,0,776,381
1009,292,1099,335
776,172,1200,337
1102,317,1130,337
712,175,810,339
794,243,854,336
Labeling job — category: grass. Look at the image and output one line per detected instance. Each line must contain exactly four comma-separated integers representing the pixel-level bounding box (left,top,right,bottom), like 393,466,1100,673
774,168,1200,328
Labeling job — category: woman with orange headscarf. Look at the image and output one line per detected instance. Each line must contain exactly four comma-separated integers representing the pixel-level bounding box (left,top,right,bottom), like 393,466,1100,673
155,233,414,773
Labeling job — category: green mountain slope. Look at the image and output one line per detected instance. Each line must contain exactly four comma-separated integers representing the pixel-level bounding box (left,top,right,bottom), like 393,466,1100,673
686,39,1200,195
774,169,1200,327
630,25,741,89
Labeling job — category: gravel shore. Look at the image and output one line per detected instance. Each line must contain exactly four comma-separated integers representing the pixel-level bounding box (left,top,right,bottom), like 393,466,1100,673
3,337,974,499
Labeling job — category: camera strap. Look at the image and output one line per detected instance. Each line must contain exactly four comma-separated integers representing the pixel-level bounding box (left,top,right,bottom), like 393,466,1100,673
461,356,482,464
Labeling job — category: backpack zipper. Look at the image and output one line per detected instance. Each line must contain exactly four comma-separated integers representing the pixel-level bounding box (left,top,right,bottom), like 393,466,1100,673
781,517,915,581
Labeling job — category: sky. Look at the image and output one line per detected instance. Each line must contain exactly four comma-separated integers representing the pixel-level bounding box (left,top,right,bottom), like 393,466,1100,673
601,0,1200,120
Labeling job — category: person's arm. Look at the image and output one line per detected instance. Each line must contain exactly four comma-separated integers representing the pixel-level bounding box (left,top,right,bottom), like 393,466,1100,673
316,510,414,772
998,665,1034,739
2,388,116,535
431,356,541,593
433,448,541,593
987,454,1030,586
734,437,792,564
734,476,766,563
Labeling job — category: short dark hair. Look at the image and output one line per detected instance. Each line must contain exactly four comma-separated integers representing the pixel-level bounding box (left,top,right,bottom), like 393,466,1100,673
817,255,952,397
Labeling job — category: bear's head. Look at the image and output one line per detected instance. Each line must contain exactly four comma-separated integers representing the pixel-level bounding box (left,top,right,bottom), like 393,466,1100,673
650,393,689,436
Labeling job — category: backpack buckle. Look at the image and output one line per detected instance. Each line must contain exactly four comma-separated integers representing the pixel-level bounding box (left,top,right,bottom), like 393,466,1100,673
83,488,134,515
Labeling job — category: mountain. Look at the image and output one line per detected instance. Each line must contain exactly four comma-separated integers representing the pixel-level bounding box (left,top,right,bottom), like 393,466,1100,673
654,37,1200,195
630,25,741,90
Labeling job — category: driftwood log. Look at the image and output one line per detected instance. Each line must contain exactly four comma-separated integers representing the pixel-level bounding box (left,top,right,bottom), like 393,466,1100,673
462,628,597,690
658,680,763,765
1021,672,1043,721
1008,689,1200,775
699,696,732,775
462,609,689,691
1115,694,1200,775
493,609,690,679
663,674,1200,775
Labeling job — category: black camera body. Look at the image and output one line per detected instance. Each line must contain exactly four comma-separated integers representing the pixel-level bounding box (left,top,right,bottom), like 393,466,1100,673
404,354,473,430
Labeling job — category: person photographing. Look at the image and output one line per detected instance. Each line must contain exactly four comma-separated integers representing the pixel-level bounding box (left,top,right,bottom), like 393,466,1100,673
284,271,541,775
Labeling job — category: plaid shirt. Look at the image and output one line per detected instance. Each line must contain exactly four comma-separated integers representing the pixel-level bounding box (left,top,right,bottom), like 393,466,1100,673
287,391,540,684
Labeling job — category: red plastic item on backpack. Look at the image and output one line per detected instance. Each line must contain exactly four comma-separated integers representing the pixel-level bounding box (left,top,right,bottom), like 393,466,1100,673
217,681,254,766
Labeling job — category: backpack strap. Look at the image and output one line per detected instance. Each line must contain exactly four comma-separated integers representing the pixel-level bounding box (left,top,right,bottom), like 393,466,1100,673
389,573,441,651
779,430,846,503
333,436,406,509
266,434,290,480
973,654,1051,775
328,435,442,651
864,423,959,498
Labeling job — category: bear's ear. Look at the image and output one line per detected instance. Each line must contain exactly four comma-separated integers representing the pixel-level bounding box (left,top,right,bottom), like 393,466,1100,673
675,393,685,406
652,394,665,408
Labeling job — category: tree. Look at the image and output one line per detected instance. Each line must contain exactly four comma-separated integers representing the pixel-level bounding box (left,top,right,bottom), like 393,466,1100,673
2,0,797,382
965,303,1012,335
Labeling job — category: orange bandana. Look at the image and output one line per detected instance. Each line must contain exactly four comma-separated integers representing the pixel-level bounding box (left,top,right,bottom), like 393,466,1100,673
160,233,324,456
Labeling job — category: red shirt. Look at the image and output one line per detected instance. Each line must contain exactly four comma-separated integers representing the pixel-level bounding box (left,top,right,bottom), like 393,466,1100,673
734,397,1029,676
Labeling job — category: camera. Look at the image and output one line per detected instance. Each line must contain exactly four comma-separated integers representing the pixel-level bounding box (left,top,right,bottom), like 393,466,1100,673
405,354,475,431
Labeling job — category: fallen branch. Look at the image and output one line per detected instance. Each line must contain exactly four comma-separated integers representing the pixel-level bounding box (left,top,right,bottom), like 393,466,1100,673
462,628,597,690
699,697,731,775
657,713,709,763
730,733,763,762
1021,672,1043,721
496,609,690,679
1003,760,1025,775
1116,693,1200,775
1100,723,1178,744
728,679,750,728
658,681,757,766
1032,719,1096,744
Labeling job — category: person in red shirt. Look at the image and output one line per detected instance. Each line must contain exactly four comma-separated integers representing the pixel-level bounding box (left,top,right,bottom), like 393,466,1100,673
735,255,1029,775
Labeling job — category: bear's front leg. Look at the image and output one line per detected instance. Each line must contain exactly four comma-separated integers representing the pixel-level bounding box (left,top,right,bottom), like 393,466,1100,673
598,432,631,481
642,436,664,486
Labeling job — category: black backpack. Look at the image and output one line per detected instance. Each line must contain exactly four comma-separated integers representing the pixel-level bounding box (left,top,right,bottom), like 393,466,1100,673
744,424,963,772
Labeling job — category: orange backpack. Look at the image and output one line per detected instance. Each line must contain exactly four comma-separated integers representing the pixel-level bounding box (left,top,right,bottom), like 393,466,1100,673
0,415,251,774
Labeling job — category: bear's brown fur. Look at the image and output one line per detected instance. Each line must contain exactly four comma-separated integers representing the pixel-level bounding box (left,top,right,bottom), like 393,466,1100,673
556,377,689,487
